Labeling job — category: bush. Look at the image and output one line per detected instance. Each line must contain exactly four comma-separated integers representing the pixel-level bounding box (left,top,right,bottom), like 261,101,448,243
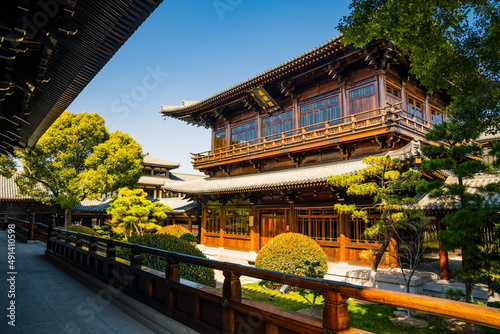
180,232,198,244
157,224,192,238
117,234,215,287
255,232,328,278
66,225,99,236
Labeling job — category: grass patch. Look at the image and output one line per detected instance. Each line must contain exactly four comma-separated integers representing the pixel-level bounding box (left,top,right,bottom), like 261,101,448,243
242,283,456,333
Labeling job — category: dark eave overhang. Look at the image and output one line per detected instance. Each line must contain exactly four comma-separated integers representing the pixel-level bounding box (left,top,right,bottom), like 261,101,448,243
0,0,164,154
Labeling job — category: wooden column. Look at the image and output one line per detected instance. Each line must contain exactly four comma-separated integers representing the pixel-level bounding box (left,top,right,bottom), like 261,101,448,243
339,214,348,263
222,270,242,334
322,291,350,332
437,219,449,280
201,205,207,245
29,213,35,240
220,205,225,248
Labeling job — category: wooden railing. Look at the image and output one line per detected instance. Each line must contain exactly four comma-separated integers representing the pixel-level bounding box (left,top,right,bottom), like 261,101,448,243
5,217,35,242
2,216,52,242
46,227,500,334
192,105,433,167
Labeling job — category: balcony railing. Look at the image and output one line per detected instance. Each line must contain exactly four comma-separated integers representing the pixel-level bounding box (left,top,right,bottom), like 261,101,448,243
46,227,500,333
192,105,434,167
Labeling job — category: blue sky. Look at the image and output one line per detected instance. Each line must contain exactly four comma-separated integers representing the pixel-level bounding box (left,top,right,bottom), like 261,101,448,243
68,0,352,173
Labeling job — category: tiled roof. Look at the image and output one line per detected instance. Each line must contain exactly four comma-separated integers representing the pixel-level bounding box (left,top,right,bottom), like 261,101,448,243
138,175,167,186
73,199,111,212
160,34,344,116
154,198,199,213
477,131,500,142
0,174,32,201
419,174,500,210
162,140,422,195
169,172,206,182
143,153,180,168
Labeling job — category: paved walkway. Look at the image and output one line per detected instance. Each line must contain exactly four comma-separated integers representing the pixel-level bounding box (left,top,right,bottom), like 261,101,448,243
0,231,174,334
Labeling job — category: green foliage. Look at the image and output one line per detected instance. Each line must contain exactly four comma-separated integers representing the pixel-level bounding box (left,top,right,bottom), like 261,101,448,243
92,225,111,238
66,225,99,236
180,233,198,244
157,224,192,238
419,122,500,300
255,233,328,279
107,188,171,238
338,0,500,136
329,155,424,272
297,261,325,308
11,111,143,226
117,234,215,287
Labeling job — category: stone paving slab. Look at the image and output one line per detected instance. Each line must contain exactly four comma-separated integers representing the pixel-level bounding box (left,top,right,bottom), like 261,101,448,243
0,231,172,334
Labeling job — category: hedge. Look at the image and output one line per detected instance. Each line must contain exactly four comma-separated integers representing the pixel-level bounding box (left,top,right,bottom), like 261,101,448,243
117,234,215,287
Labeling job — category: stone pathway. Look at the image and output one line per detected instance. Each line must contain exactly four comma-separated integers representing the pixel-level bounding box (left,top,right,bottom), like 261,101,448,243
0,231,173,334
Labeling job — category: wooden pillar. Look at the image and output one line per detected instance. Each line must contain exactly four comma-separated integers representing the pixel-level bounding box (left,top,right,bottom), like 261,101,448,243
220,205,225,248
322,291,350,332
437,219,449,280
339,214,348,263
29,213,35,240
389,237,398,268
222,270,241,334
201,205,207,245
249,206,255,252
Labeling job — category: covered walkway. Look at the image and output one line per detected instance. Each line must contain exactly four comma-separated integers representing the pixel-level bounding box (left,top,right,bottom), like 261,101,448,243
0,231,191,334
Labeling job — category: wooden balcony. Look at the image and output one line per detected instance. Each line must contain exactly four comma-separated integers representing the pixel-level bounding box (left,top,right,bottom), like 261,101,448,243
192,105,434,169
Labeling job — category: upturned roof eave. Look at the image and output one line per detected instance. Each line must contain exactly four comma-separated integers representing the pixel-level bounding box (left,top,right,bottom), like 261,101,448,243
159,34,346,118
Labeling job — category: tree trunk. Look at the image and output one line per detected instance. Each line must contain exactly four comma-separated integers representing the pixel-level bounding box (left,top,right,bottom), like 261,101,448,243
64,208,72,227
368,236,391,285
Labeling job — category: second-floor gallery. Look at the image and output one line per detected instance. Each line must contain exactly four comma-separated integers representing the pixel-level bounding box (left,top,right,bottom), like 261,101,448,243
160,35,447,266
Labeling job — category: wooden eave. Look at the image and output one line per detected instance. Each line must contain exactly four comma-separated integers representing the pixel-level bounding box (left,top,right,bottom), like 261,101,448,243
0,0,164,154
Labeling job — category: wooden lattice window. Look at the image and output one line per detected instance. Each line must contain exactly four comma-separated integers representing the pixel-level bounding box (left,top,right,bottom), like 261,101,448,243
296,209,339,241
407,96,424,119
349,217,376,243
386,84,401,106
262,109,293,139
206,209,221,233
349,84,376,116
225,209,251,235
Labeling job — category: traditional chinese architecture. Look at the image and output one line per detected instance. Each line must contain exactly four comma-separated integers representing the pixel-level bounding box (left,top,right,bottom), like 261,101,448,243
0,153,201,233
160,36,449,266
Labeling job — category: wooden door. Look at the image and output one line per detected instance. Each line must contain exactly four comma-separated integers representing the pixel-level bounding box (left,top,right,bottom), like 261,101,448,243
259,210,286,248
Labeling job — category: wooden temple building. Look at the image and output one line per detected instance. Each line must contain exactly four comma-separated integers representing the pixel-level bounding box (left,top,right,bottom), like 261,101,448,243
160,36,449,267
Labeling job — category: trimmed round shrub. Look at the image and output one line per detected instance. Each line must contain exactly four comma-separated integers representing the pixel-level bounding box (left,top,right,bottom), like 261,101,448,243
66,225,99,236
157,224,192,238
180,232,198,244
117,234,215,287
255,232,328,277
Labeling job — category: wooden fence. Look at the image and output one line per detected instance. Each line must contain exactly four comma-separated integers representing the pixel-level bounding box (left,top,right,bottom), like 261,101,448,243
45,227,500,334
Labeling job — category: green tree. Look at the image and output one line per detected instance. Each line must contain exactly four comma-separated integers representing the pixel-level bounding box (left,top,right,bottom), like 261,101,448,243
1,111,143,226
106,188,171,238
338,0,500,136
328,155,423,282
418,121,500,300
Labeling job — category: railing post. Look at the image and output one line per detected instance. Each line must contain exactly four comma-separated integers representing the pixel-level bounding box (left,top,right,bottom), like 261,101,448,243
88,237,98,252
106,242,116,259
75,235,83,248
222,269,241,334
322,291,350,333
130,247,142,267
29,213,35,240
165,257,180,315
